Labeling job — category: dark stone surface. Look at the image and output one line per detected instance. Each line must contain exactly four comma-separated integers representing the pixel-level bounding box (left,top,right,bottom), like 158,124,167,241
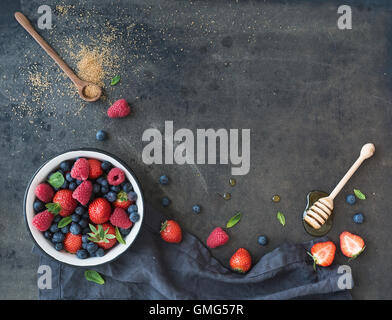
1,0,392,299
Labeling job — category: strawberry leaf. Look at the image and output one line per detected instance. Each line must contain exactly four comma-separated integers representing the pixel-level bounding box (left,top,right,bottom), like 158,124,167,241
354,189,366,200
115,227,126,244
48,172,65,189
106,234,116,239
58,216,72,228
45,203,61,215
277,211,286,226
89,224,97,233
110,75,121,86
84,270,104,285
160,221,168,232
226,212,241,228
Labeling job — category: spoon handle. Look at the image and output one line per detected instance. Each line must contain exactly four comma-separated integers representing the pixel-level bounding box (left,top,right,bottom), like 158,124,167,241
329,143,375,200
14,12,83,87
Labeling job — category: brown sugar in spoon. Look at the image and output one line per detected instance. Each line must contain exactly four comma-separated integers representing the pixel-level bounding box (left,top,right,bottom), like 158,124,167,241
14,12,102,102
304,143,375,230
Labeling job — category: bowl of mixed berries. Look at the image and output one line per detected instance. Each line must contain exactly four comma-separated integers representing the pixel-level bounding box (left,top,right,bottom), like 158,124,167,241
24,149,144,267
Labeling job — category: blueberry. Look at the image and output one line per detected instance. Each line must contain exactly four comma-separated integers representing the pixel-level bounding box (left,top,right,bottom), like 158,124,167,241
96,130,108,141
65,172,74,182
86,242,98,254
61,225,70,234
128,191,138,201
44,231,53,239
82,227,90,235
61,180,69,189
82,243,88,249
346,194,356,205
104,191,117,202
54,243,63,251
95,248,105,257
258,236,268,246
54,215,61,223
70,222,81,235
159,175,169,185
78,219,88,228
127,204,138,214
101,180,109,188
353,213,364,224
76,179,83,185
100,186,109,194
101,161,112,172
82,212,89,219
120,228,131,236
122,182,133,193
60,161,72,172
76,249,88,259
71,213,81,223
129,212,140,223
52,232,65,243
110,185,121,193
50,224,59,233
68,182,77,191
192,205,201,214
82,235,89,243
33,200,45,212
161,197,171,207
93,183,101,194
75,206,85,216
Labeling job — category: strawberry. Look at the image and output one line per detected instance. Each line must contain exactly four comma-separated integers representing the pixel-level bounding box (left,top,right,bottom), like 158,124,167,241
88,159,103,179
63,233,82,253
34,183,54,203
110,207,132,229
206,227,229,248
107,167,125,186
340,231,366,259
52,189,77,217
230,248,252,273
88,223,117,249
113,191,132,209
32,210,56,231
307,241,336,270
88,198,111,224
72,180,93,205
107,99,131,118
160,220,182,243
71,158,90,181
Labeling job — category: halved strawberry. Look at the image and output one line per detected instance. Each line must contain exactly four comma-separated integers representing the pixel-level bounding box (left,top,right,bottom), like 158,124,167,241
340,231,365,259
307,241,336,270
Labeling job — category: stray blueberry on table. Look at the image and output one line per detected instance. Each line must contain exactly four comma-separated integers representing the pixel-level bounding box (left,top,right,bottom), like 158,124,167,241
353,213,364,224
159,175,169,185
258,235,268,246
129,212,140,223
70,222,81,235
192,205,201,214
161,197,171,207
96,130,108,141
346,194,356,205
104,191,117,203
33,200,45,212
54,243,63,251
122,182,133,193
101,161,112,172
76,249,88,259
52,232,65,243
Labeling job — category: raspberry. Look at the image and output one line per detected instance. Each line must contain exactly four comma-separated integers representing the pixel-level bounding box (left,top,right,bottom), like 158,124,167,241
107,167,125,186
34,183,54,203
107,99,131,118
72,180,93,205
71,158,89,181
88,159,103,179
32,210,55,231
110,208,132,229
206,227,229,248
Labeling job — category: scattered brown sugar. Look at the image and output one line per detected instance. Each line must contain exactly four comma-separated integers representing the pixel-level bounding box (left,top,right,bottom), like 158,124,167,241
83,84,101,98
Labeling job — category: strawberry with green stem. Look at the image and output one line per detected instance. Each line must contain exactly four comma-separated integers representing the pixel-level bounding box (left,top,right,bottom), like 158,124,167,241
113,191,132,209
88,223,117,249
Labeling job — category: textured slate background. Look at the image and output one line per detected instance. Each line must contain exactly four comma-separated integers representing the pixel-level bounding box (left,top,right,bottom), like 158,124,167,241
1,0,392,299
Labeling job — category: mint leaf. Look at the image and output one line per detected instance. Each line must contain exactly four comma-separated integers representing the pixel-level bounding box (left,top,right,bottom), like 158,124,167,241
277,211,285,226
110,75,121,86
115,227,126,244
84,270,105,285
58,216,72,228
89,224,97,234
45,203,61,215
354,189,366,200
48,171,65,189
226,212,241,228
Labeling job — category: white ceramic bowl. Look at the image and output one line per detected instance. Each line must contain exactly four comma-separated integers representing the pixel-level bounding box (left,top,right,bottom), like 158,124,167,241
24,149,144,267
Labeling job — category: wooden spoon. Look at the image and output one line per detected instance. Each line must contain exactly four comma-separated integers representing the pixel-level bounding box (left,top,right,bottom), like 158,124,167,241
304,143,375,229
14,12,101,102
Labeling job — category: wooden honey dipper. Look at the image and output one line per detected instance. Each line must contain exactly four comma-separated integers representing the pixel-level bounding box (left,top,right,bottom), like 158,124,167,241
304,143,375,230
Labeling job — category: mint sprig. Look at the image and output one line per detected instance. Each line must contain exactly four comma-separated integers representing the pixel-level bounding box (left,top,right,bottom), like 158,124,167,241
48,171,65,189
354,189,366,200
84,270,105,285
115,227,126,244
226,212,241,228
45,203,61,215
277,211,285,226
58,216,72,229
110,75,121,86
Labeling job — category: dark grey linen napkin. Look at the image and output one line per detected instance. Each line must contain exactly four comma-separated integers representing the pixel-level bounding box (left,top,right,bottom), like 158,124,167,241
33,204,352,300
